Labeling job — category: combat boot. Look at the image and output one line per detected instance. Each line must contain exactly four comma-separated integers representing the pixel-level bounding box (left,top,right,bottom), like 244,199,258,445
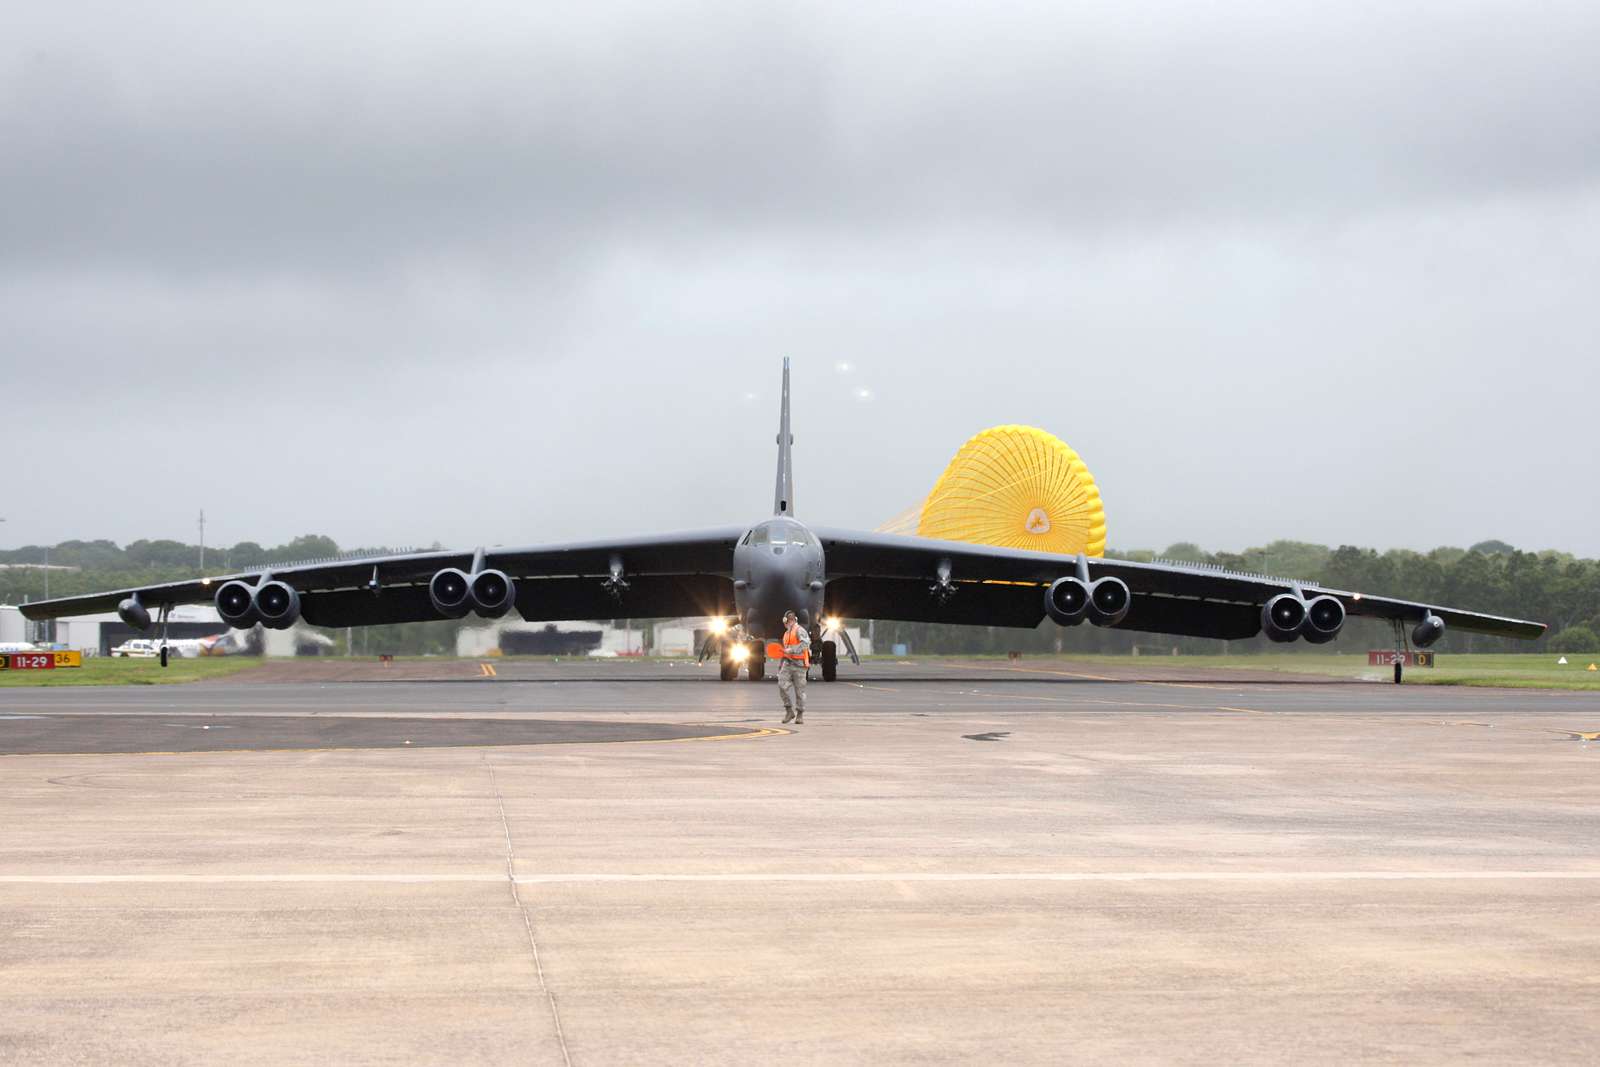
782,710,794,724
794,711,804,724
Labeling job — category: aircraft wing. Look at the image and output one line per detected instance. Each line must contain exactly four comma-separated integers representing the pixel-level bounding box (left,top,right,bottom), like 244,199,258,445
813,528,1547,642
18,527,744,628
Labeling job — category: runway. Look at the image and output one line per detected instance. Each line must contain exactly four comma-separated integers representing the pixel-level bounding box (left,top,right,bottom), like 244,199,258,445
2,658,1597,1064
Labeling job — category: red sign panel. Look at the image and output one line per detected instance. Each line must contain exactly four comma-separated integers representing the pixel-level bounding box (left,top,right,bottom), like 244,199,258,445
0,652,56,670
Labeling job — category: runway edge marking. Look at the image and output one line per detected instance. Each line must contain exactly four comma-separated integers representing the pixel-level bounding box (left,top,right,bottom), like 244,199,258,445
5,870,1600,885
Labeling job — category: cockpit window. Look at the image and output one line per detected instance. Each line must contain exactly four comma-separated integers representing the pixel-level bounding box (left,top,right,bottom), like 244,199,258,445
753,521,809,547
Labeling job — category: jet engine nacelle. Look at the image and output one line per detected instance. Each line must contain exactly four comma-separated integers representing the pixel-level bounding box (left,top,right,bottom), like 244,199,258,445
117,597,151,632
1086,577,1131,627
469,569,517,619
1412,613,1446,648
215,580,261,629
1301,595,1346,645
255,580,302,630
1043,577,1090,626
429,568,474,619
1261,593,1308,643
430,567,518,619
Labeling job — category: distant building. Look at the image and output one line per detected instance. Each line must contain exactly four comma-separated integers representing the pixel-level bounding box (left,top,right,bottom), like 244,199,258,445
0,605,27,645
37,603,227,656
456,619,649,658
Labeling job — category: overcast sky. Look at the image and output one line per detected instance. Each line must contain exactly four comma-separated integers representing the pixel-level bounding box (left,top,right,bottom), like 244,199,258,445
4,1,1598,558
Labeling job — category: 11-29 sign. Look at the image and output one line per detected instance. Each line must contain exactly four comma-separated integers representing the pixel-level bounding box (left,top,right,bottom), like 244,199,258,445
0,651,83,670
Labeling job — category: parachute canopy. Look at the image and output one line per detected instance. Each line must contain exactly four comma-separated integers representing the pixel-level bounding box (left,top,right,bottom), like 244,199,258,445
906,425,1107,557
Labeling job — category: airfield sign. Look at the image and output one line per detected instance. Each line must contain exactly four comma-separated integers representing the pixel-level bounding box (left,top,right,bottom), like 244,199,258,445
0,650,83,670
1368,650,1434,668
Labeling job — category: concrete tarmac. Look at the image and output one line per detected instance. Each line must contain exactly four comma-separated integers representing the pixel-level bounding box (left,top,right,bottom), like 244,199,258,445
2,658,1598,1064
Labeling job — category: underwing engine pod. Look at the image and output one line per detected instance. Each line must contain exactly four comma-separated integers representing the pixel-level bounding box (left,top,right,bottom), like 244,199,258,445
429,568,474,619
215,580,261,629
1086,577,1131,627
469,569,517,619
255,580,302,630
1412,613,1446,648
1301,595,1346,645
1261,593,1308,643
117,596,151,631
1043,577,1090,626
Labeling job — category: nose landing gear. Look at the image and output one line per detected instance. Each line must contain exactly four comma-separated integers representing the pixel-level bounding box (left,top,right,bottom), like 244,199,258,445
709,630,767,682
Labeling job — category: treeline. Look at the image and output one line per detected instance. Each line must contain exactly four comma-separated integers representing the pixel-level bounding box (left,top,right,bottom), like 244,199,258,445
2,534,344,574
4,535,1597,656
875,538,1600,655
0,535,458,656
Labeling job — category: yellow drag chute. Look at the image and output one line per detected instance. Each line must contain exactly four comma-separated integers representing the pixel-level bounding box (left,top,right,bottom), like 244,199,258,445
912,425,1107,557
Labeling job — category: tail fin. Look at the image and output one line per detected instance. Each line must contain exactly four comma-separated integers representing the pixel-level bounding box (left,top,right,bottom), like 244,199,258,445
773,358,795,516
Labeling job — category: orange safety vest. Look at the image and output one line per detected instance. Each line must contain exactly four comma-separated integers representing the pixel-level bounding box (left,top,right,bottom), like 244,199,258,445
780,628,810,667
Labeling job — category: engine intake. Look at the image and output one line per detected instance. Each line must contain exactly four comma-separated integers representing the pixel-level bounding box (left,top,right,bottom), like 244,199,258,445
1087,577,1131,627
215,580,261,629
1043,577,1090,626
470,569,517,619
1412,613,1445,648
255,580,301,630
1261,593,1308,643
429,568,474,619
1302,595,1346,645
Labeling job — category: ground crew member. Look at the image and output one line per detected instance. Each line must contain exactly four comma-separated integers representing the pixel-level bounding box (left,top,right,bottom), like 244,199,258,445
777,609,810,724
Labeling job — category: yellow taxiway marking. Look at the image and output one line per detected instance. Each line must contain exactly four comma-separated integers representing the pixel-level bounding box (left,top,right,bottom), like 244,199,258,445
479,662,497,677
5,870,1600,885
606,726,791,745
1569,732,1600,742
2,725,787,759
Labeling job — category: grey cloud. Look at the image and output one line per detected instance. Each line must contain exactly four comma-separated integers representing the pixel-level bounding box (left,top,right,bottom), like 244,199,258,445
2,1,1598,556
6,1,1599,276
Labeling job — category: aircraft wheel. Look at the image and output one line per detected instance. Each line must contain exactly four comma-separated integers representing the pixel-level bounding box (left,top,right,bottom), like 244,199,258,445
747,646,766,681
1393,661,1403,685
719,656,737,681
159,646,170,668
820,639,838,682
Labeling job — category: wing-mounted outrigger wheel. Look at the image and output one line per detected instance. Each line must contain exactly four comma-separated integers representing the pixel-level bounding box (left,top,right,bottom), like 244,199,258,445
156,603,172,668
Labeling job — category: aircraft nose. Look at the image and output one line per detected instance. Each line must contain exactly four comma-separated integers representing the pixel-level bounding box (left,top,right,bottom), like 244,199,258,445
745,552,807,633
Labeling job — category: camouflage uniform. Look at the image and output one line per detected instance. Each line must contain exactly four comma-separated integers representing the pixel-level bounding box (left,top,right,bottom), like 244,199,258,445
778,624,810,723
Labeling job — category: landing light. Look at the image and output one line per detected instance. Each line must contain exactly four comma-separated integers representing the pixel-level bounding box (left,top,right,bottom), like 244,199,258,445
708,618,728,634
823,616,841,631
730,644,749,661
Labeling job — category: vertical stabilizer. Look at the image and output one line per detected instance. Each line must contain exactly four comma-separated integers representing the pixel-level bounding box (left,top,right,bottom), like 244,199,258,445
773,358,795,516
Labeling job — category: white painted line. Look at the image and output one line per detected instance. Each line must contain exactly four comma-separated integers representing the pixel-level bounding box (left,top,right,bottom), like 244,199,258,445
1,870,1599,885
510,871,1600,884
0,874,504,884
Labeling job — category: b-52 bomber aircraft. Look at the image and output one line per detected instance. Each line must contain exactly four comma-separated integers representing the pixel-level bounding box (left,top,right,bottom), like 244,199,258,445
23,360,1545,682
